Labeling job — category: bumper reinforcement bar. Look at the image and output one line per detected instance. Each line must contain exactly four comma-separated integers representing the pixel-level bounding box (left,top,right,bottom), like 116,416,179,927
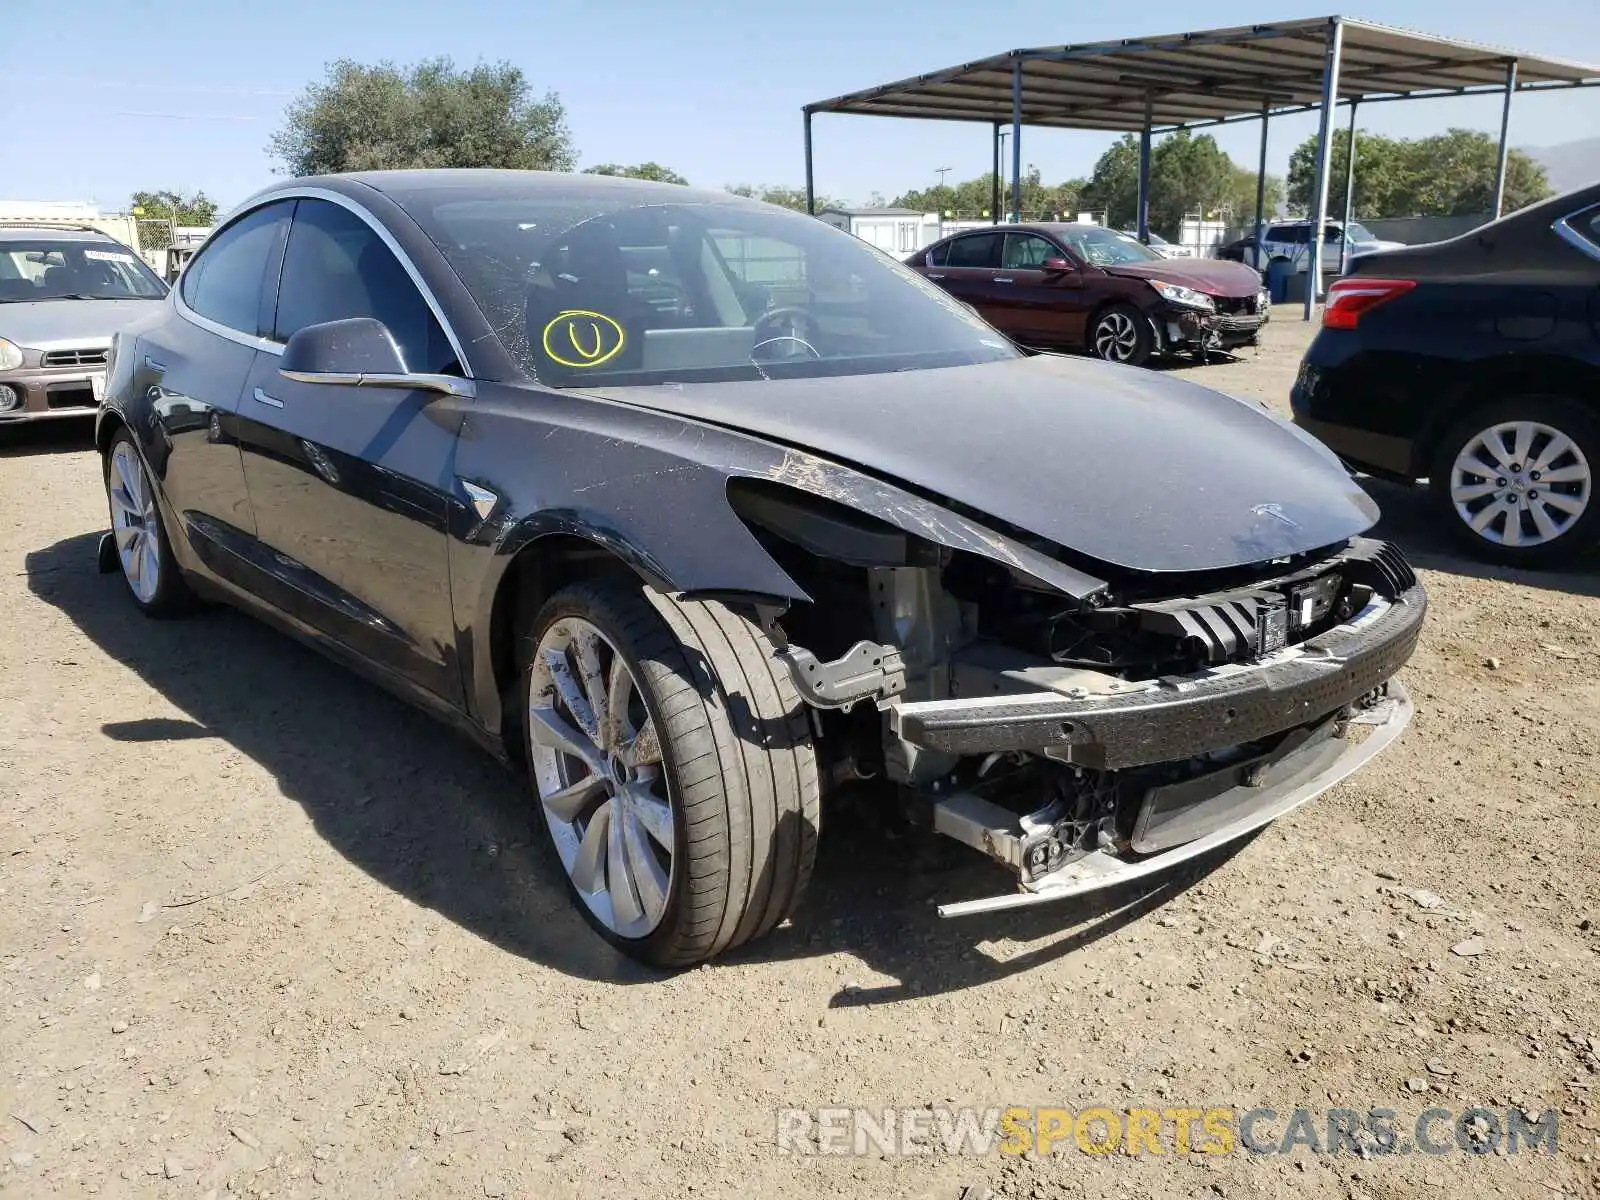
886,585,1425,769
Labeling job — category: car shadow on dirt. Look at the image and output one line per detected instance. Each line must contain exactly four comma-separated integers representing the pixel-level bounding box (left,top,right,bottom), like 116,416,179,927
0,417,95,457
29,530,1242,997
1360,476,1600,598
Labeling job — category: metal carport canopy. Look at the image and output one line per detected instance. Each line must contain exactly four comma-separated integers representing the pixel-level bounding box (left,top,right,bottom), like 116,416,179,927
801,16,1600,317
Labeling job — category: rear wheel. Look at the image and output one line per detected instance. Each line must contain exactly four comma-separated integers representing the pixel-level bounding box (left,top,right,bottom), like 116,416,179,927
520,580,819,967
1429,396,1599,568
103,431,195,617
1089,304,1153,367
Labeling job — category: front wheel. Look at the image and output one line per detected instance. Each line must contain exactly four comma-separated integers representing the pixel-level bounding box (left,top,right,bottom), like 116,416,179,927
1089,304,1153,367
103,431,195,617
1428,396,1599,568
520,580,820,967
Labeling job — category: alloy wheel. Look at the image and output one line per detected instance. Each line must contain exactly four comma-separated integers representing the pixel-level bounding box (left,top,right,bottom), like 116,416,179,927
1449,420,1592,548
108,441,161,604
1093,310,1140,362
527,617,675,939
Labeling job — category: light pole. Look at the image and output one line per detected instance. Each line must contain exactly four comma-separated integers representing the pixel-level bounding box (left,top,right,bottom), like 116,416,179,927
996,131,1010,219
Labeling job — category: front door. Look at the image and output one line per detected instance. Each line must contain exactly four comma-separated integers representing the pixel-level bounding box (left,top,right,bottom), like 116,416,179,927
984,232,1089,348
234,197,465,703
137,200,293,587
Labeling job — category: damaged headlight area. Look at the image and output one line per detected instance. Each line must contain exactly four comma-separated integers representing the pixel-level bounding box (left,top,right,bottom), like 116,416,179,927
729,480,1423,917
1148,281,1216,311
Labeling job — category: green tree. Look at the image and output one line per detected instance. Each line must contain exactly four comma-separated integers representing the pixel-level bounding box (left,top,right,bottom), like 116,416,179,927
1081,132,1277,236
582,162,688,185
1287,127,1551,218
893,169,1087,221
130,189,218,226
270,57,574,176
725,184,831,212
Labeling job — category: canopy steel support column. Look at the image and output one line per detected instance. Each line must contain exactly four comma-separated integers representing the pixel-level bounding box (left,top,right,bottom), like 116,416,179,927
1339,100,1358,276
803,109,815,216
1253,99,1270,254
1493,60,1519,219
992,122,1001,224
1137,95,1153,243
1306,17,1344,321
1010,60,1023,222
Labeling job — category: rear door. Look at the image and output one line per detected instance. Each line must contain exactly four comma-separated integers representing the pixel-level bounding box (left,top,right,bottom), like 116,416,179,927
934,232,1004,315
235,197,466,703
135,200,291,585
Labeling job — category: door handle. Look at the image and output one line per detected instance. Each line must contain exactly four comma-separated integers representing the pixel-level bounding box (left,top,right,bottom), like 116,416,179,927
252,387,284,409
926,272,946,280
992,276,1014,284
143,356,167,372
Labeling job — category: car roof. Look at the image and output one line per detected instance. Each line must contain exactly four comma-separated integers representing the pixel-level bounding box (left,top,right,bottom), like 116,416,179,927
239,169,772,216
0,225,123,244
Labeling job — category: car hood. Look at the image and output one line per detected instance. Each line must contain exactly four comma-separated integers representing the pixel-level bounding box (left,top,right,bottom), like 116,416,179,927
1100,258,1262,298
590,354,1378,575
0,298,164,352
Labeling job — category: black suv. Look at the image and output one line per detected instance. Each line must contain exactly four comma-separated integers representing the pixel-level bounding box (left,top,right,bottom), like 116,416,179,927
1292,182,1600,568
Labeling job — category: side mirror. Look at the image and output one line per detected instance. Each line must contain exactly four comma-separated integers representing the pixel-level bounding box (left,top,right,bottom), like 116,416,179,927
278,317,473,398
1041,257,1074,274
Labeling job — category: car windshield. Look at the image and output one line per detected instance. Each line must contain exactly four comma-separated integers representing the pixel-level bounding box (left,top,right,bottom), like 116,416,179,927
0,240,167,302
406,188,1018,388
1344,221,1377,243
1057,226,1165,266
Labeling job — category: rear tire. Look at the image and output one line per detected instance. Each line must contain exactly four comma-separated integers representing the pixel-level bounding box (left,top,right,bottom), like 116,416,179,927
520,579,820,967
102,430,196,617
1428,395,1600,568
1089,304,1153,367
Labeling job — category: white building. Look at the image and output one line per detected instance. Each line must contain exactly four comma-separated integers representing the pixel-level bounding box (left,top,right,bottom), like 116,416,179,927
816,207,940,256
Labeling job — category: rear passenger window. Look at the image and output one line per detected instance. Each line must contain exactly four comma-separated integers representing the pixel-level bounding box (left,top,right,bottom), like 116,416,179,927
273,199,455,374
180,202,291,336
946,233,1001,269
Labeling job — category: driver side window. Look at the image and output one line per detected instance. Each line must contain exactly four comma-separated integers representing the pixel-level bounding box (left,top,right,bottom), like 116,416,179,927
1003,234,1060,269
273,199,456,374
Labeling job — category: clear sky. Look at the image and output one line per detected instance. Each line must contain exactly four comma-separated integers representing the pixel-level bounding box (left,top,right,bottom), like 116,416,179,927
4,0,1597,215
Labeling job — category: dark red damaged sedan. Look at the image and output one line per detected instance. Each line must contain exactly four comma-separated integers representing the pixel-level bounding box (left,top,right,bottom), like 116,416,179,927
908,223,1269,367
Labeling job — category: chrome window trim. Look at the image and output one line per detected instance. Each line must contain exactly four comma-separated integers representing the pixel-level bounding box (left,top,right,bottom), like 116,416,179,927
1552,206,1600,264
177,186,475,375
173,291,287,357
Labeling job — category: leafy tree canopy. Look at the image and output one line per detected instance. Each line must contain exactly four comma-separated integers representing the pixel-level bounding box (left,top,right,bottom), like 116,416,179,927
129,190,218,226
582,162,688,185
1080,132,1282,237
724,184,832,212
1286,127,1551,218
893,168,1087,222
270,57,575,176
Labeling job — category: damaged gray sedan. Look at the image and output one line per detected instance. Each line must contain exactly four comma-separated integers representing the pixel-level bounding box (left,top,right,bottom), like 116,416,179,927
95,171,1424,966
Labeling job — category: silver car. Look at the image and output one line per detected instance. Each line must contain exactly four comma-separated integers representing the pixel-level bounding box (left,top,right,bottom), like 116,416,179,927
0,225,168,424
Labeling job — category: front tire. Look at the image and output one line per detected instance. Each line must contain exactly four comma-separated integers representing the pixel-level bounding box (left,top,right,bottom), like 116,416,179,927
1428,396,1599,568
1089,304,1153,367
520,580,820,967
103,431,195,617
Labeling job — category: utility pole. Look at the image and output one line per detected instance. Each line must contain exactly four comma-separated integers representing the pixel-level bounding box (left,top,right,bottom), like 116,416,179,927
934,166,952,189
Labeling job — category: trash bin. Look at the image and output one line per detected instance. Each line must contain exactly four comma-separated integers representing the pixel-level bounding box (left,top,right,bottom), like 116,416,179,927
1265,258,1295,304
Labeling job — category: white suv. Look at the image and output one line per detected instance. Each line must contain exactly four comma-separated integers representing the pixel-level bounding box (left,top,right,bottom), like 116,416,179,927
1242,220,1406,274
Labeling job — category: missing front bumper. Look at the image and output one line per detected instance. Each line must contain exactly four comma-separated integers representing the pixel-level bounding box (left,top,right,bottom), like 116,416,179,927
932,679,1412,917
887,585,1425,769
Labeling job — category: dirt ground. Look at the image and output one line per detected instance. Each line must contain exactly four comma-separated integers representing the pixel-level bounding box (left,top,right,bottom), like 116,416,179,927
3,317,1598,1200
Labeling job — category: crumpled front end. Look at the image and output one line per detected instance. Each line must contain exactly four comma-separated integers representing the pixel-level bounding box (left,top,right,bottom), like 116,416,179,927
760,508,1424,915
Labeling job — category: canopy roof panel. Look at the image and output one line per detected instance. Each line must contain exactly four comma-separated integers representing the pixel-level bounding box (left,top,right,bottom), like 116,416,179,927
806,17,1600,131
